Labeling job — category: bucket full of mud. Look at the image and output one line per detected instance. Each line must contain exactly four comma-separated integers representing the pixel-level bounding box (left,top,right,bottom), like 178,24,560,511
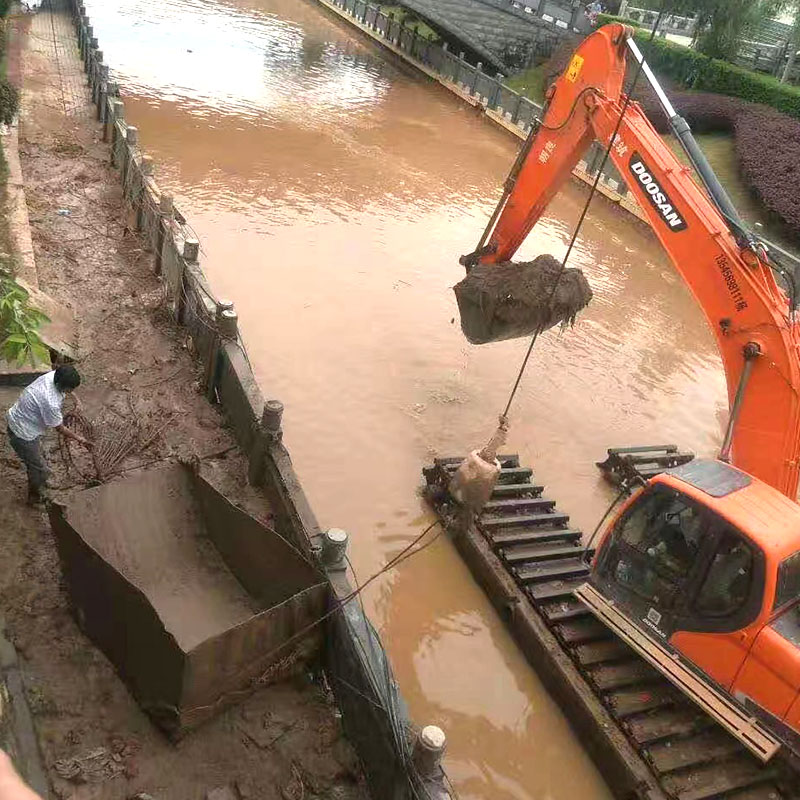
48,463,329,737
453,254,593,344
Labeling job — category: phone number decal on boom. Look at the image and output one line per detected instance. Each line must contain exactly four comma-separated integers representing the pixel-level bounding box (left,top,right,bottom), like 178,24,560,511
629,153,687,232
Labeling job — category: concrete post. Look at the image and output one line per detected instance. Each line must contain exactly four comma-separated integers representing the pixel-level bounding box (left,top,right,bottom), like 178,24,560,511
154,194,173,275
91,52,103,102
321,529,348,570
173,236,199,325
183,238,200,263
205,301,235,401
262,400,284,437
86,36,98,75
134,156,154,231
248,400,284,485
79,18,88,58
472,62,482,96
122,126,138,186
97,65,109,121
109,100,124,163
570,0,583,30
218,309,238,338
412,726,446,778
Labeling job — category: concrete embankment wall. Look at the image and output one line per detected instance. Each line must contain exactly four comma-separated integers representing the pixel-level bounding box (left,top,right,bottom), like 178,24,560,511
311,0,649,225
66,3,449,798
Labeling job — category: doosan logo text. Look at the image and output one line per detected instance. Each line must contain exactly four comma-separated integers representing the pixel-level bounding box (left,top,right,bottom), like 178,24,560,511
629,155,688,232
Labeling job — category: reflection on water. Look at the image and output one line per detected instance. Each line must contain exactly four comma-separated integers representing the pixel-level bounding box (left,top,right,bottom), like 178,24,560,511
85,0,728,797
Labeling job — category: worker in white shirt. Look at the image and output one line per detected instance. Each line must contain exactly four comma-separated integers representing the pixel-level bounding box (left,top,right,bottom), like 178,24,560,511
5,366,92,504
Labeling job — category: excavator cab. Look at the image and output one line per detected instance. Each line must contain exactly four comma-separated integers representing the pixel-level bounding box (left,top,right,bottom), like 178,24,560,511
586,459,800,757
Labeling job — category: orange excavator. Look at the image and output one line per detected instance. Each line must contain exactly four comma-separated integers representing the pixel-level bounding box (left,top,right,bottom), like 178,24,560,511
459,23,800,762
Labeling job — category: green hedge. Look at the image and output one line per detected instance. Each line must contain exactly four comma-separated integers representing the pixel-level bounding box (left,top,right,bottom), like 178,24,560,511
597,13,643,28
594,19,800,119
641,35,800,118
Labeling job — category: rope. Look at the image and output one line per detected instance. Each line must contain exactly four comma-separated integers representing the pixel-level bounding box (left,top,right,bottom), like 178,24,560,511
500,3,669,421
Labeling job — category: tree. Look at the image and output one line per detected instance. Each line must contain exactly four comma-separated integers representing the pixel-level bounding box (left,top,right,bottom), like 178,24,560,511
667,0,786,61
780,3,799,83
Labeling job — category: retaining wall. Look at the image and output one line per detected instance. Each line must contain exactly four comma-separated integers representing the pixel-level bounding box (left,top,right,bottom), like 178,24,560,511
66,3,450,798
314,0,649,224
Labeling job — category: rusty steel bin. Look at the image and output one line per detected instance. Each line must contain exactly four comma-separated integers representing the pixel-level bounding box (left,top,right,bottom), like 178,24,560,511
48,463,329,736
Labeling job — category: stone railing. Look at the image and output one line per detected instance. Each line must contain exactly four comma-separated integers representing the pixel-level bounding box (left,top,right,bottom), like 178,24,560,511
322,0,644,220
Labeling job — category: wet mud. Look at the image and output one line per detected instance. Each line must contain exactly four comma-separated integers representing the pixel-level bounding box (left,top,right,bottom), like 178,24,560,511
67,467,259,652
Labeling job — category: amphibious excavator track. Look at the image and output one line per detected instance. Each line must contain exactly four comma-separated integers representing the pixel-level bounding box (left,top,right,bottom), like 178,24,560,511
423,452,798,800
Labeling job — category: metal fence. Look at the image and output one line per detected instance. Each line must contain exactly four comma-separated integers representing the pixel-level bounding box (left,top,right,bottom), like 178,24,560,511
330,0,632,198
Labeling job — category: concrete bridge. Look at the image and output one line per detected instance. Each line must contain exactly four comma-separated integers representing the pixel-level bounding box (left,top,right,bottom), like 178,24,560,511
399,0,589,72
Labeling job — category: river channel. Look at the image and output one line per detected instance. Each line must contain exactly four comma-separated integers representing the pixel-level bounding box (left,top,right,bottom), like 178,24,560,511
83,0,729,796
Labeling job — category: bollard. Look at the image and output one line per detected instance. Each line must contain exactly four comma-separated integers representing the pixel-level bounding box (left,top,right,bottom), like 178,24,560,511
321,529,348,570
412,726,446,778
141,155,154,176
262,400,284,438
125,125,139,146
204,301,235,401
248,400,284,485
159,193,174,216
182,238,199,263
218,309,238,338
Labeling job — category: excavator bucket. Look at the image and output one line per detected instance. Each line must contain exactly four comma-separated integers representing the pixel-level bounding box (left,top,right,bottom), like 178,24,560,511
454,254,593,345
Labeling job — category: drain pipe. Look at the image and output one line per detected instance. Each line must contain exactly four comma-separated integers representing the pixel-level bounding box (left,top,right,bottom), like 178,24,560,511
719,343,761,463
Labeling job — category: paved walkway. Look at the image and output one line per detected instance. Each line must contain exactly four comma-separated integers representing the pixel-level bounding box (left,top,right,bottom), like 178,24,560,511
21,0,92,127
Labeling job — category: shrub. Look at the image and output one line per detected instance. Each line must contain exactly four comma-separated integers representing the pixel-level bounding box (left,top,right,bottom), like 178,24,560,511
0,273,50,367
735,107,800,237
0,78,18,126
638,91,748,134
597,13,643,28
635,34,800,119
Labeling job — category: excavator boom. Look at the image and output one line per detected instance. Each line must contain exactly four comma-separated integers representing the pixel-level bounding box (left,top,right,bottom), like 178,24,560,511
474,24,800,499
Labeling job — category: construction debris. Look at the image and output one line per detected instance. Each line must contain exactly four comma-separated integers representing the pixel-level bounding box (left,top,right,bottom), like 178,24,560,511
58,405,173,483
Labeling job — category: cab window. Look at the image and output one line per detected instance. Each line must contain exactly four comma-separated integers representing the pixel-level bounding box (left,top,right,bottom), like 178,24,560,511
608,489,706,606
775,551,800,611
695,532,753,617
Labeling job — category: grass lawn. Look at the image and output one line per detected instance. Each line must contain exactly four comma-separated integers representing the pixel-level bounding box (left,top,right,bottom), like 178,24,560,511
504,63,546,104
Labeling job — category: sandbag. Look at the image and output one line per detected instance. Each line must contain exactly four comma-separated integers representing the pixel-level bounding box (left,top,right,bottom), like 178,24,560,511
454,254,593,345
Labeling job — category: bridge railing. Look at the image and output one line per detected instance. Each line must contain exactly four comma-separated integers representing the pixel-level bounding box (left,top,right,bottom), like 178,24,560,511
329,0,634,207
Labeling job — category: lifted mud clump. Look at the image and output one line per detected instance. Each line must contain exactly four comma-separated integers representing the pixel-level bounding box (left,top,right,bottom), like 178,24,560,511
454,254,593,344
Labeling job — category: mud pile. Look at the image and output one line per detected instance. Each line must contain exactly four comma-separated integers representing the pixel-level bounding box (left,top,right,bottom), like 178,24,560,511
454,254,593,344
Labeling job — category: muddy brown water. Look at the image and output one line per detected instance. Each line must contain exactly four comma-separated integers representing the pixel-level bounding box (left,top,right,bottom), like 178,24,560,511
83,0,729,796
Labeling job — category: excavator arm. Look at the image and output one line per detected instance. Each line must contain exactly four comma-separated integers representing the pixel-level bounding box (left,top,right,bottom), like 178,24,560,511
473,23,800,499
